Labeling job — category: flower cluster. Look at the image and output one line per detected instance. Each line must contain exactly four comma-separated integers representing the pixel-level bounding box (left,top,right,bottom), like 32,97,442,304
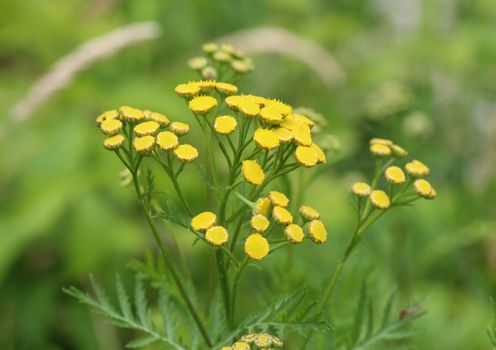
187,42,255,80
221,332,283,350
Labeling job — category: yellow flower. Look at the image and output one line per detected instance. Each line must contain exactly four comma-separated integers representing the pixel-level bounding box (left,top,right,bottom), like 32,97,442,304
280,115,304,131
156,131,178,151
100,119,123,135
213,50,232,62
134,121,160,136
188,95,218,115
351,182,371,197
370,138,393,146
242,94,266,106
268,191,289,207
254,197,271,216
174,144,199,162
170,121,190,136
244,234,270,260
103,134,125,150
251,214,270,233
370,144,391,157
194,80,217,91
295,146,318,167
308,220,327,243
253,128,280,150
220,347,232,350
427,187,437,199
369,190,390,209
187,57,208,70
232,59,250,73
175,83,201,98
133,135,155,153
205,226,228,246
232,341,250,350
272,336,284,347
202,42,219,53
299,205,320,220
274,128,293,143
414,179,434,198
254,333,273,348
191,211,216,231
214,115,237,135
264,99,292,116
215,82,238,95
240,333,256,344
384,166,406,184
309,143,326,163
272,206,293,225
284,224,304,243
147,112,170,126
96,109,119,125
238,99,260,118
242,160,265,185
119,106,144,122
220,43,235,53
391,144,408,158
225,95,243,110
405,159,430,177
293,124,312,146
292,113,315,129
259,106,284,124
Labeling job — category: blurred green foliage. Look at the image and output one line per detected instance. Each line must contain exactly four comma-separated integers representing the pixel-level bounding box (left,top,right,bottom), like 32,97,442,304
1,0,495,349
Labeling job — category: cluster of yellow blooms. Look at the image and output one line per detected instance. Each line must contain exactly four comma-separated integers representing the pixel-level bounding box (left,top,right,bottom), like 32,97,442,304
221,332,283,350
352,138,436,209
96,106,199,162
187,42,255,80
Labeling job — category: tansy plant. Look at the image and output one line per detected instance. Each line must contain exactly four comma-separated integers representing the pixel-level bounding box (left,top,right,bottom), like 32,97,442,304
65,43,436,350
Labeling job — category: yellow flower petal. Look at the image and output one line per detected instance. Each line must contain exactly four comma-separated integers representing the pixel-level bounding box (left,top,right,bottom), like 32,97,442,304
205,226,228,246
293,124,312,146
242,160,265,185
119,106,144,122
405,159,430,177
370,144,391,157
103,134,125,150
259,106,284,125
308,220,327,243
351,182,371,197
96,109,119,125
268,191,289,207
284,224,304,243
385,166,406,184
254,197,271,216
244,234,270,260
191,211,216,231
170,121,190,136
133,135,155,153
370,190,390,209
174,144,198,162
274,128,293,143
134,121,160,136
272,206,293,225
295,146,318,167
253,128,280,150
148,112,170,126
156,131,179,151
299,205,320,220
292,113,315,129
309,143,326,163
175,83,201,98
188,95,218,114
250,214,270,233
414,179,434,198
214,115,237,135
100,119,123,135
215,82,238,95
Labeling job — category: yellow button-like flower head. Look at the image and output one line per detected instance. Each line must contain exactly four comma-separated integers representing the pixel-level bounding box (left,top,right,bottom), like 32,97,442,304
191,211,216,231
274,128,293,143
254,197,271,216
205,226,228,246
100,119,123,135
414,179,434,198
194,80,217,91
259,106,284,125
188,95,218,115
119,106,144,122
295,146,318,167
351,182,371,197
268,191,289,207
244,234,270,260
271,336,284,347
175,83,201,98
213,50,231,62
272,206,293,225
280,115,304,131
251,214,270,233
370,144,391,157
214,115,237,135
308,220,327,243
134,121,160,136
292,113,315,129
170,121,190,136
310,143,326,163
202,42,219,53
254,333,273,348
285,224,304,243
405,159,430,177
293,124,312,146
240,333,256,344
253,128,280,150
385,166,406,184
391,144,408,158
238,99,260,118
370,138,393,146
148,112,170,126
215,82,238,95
96,109,119,125
174,144,198,162
103,134,125,150
299,205,320,220
370,190,390,209
225,95,243,110
187,57,208,70
242,160,265,185
265,99,292,116
156,131,178,151
133,135,155,153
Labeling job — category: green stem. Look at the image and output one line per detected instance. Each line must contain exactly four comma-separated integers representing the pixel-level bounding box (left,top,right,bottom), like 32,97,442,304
229,258,249,326
215,249,232,329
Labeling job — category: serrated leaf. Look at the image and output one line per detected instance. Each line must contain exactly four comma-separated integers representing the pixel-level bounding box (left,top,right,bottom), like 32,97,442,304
116,275,135,322
135,276,150,328
126,335,158,348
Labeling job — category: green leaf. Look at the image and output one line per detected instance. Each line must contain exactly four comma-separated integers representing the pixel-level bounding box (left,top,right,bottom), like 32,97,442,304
116,275,135,322
126,335,158,348
135,276,150,328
